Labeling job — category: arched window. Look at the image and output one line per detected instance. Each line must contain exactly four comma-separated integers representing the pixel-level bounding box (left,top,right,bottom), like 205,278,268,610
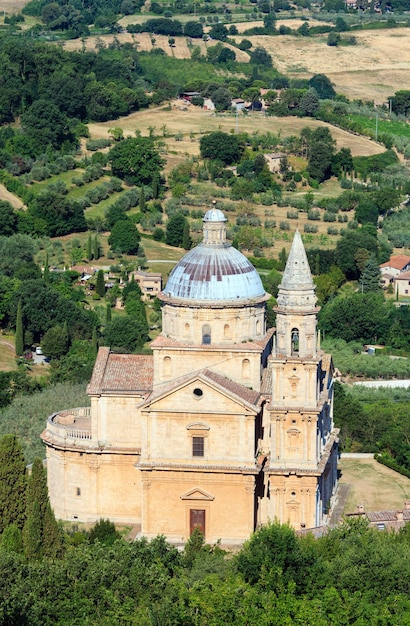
202,324,211,345
163,356,172,377
242,358,250,380
223,324,231,339
291,328,299,355
184,323,190,336
256,319,261,335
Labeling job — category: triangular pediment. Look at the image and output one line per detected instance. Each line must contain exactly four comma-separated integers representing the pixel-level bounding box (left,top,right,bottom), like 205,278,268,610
180,488,215,501
142,370,259,414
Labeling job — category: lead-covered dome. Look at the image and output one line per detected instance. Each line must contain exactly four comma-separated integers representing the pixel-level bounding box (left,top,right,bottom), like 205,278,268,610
162,206,266,303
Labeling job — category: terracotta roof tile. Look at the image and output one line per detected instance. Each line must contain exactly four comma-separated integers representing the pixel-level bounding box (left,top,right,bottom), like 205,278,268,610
202,369,260,407
367,510,410,522
395,270,410,280
87,348,153,395
380,255,410,270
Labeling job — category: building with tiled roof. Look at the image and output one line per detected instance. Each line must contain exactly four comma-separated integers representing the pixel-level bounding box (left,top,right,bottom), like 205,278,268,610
347,501,410,531
394,269,410,299
42,208,338,545
379,254,410,277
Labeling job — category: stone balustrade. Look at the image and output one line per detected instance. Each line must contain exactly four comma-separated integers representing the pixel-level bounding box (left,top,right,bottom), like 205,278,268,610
46,407,92,443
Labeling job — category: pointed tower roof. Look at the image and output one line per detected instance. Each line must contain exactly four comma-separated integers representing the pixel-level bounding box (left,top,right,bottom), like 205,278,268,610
276,230,317,311
280,229,314,291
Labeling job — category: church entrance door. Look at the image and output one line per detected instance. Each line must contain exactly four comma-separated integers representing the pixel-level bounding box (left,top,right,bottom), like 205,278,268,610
190,509,205,535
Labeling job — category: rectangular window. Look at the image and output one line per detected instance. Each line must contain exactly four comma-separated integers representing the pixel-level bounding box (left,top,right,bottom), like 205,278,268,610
192,436,204,457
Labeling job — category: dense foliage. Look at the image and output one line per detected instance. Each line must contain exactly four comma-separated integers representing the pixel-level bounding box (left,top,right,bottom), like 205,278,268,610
0,383,89,462
0,38,150,131
0,517,408,624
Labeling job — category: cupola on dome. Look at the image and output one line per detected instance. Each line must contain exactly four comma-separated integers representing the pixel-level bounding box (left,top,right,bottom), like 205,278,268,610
162,205,266,303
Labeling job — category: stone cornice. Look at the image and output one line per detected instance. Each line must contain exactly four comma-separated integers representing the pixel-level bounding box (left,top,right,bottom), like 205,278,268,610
137,461,260,474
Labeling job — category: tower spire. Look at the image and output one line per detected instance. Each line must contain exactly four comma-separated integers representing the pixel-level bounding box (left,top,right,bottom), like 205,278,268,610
280,229,314,291
275,230,318,357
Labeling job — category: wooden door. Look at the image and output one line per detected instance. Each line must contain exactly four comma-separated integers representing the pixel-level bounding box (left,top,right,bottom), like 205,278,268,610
190,509,205,535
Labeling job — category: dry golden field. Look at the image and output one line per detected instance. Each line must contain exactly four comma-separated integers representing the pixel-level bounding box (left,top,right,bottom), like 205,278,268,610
63,32,251,62
339,457,410,513
1,0,27,12
231,18,331,33
88,103,384,157
232,27,410,102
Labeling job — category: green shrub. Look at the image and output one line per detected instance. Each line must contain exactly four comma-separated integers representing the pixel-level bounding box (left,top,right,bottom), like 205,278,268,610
307,209,321,221
304,224,318,233
86,138,112,151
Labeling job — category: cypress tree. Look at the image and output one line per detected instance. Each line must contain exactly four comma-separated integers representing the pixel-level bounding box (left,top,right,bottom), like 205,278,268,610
92,326,98,351
43,252,50,284
0,523,24,554
42,502,64,559
15,299,24,357
23,499,43,560
0,435,27,533
93,236,100,261
152,173,159,199
279,247,287,271
23,458,63,560
139,187,146,213
106,303,112,324
96,269,105,298
86,232,93,261
182,221,191,250
63,320,69,347
314,253,320,276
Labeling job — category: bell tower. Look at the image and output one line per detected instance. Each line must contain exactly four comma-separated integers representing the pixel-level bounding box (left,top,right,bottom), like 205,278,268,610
275,229,319,359
259,231,338,531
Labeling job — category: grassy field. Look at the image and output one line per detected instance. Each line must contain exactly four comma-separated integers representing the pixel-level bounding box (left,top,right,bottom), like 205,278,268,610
339,456,410,513
348,113,410,138
0,335,17,372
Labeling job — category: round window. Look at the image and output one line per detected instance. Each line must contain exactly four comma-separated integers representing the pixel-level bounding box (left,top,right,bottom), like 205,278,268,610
193,388,203,398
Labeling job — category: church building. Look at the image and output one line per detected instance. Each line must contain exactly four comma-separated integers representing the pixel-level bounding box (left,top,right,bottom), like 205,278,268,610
42,206,338,545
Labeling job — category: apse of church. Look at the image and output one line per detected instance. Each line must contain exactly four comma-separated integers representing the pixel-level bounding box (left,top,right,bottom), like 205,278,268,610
42,206,338,544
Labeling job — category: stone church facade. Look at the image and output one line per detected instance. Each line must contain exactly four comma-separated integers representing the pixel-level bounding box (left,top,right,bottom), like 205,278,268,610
42,207,338,545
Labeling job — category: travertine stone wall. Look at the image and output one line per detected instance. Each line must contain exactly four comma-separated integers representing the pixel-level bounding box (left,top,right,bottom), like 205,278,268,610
47,447,142,523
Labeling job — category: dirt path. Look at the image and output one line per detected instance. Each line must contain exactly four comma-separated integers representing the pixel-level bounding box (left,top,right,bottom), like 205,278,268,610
0,184,24,210
0,340,15,352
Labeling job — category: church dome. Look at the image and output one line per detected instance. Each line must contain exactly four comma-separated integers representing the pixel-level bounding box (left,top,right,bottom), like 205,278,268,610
162,207,266,303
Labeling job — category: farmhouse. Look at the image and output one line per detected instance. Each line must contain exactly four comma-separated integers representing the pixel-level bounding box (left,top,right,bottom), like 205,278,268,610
379,255,410,293
265,152,287,173
128,269,162,298
394,270,410,298
379,254,410,278
42,207,338,544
